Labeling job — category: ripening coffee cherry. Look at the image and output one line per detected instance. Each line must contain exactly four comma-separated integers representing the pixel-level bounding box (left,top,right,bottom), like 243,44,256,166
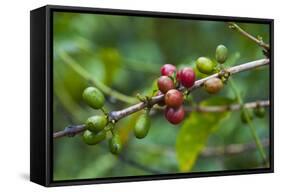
254,107,265,118
165,89,184,108
134,113,151,139
85,115,108,133
177,67,196,88
157,76,174,93
204,78,223,94
216,44,228,64
240,110,254,124
82,130,106,145
109,134,122,155
165,106,185,124
156,91,165,106
196,57,215,75
161,64,177,76
82,87,105,109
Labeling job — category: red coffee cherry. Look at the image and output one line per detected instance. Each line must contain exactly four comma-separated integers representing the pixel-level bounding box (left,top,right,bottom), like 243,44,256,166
156,91,165,106
177,67,196,88
165,105,185,124
157,76,174,93
161,64,177,76
165,89,184,108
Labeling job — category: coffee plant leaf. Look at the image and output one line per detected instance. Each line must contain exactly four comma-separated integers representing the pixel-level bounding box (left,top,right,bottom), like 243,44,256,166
176,97,234,171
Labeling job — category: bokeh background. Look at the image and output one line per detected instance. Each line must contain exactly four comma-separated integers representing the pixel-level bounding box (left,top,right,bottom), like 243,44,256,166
53,11,270,181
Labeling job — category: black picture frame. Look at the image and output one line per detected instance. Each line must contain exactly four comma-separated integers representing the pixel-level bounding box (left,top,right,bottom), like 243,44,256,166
30,4,274,187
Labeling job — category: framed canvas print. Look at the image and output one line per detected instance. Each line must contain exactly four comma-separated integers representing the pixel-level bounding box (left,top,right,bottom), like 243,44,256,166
30,5,274,187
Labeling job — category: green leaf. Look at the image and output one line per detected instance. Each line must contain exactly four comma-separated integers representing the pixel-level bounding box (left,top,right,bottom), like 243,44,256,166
176,97,234,172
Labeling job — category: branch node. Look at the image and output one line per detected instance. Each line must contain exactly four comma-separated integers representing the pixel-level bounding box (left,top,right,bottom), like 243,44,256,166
108,111,118,122
218,69,231,84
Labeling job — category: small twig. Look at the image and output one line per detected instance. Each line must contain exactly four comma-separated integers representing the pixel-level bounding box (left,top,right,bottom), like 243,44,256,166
53,124,85,139
184,100,269,113
53,58,269,139
228,22,270,51
53,99,269,139
200,139,269,157
134,139,269,158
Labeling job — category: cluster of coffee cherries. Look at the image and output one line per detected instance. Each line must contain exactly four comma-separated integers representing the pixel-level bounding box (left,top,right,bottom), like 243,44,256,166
157,64,196,124
194,44,267,123
82,87,122,155
196,44,228,94
79,44,263,153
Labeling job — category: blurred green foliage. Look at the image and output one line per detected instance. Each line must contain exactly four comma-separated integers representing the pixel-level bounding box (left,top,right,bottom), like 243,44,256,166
53,11,270,181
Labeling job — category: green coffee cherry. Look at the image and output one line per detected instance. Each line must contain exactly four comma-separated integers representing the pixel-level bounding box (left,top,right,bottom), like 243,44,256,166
82,130,106,145
134,113,151,139
240,109,253,124
254,107,265,118
85,115,108,133
109,134,122,155
216,44,228,64
196,57,215,75
82,87,105,109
